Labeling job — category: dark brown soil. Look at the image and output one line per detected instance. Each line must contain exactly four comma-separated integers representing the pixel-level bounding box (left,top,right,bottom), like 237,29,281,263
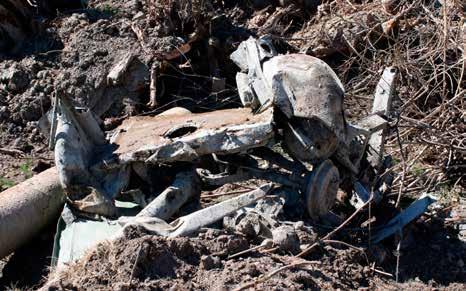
43,215,465,291
44,231,370,290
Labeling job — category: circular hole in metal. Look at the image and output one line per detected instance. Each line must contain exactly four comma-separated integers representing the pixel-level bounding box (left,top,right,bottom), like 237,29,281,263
164,124,198,138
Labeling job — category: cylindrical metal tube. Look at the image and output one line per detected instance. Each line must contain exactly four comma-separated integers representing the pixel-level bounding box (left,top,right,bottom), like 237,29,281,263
0,167,64,259
137,171,200,220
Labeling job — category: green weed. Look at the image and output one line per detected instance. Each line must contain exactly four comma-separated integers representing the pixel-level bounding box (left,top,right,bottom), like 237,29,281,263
98,4,119,15
0,177,15,190
411,164,426,176
19,160,33,179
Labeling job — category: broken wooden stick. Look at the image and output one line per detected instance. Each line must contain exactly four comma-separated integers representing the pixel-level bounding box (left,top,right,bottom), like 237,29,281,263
147,64,158,108
297,197,374,257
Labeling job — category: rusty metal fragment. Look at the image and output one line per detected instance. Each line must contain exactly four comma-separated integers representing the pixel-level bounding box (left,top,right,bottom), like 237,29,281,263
110,107,275,164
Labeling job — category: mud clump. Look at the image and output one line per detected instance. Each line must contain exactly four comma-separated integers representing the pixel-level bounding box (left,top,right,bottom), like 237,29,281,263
272,225,301,254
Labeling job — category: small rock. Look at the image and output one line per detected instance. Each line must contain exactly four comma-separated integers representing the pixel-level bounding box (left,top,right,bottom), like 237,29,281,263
200,255,221,270
235,212,262,238
2,65,30,93
272,225,300,254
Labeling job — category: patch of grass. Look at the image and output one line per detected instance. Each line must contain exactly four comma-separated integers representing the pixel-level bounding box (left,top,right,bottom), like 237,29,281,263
411,163,426,176
0,177,15,190
98,4,119,15
19,160,33,179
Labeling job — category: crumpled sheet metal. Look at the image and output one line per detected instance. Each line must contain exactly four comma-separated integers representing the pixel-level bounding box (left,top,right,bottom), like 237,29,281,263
230,37,276,107
52,201,139,267
372,194,437,243
231,37,346,141
54,95,129,214
119,183,273,238
368,67,397,169
231,38,350,166
111,107,275,164
54,96,106,194
262,54,346,140
52,184,271,265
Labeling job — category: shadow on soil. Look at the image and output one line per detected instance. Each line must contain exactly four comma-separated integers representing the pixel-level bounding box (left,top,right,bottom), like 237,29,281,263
0,221,57,290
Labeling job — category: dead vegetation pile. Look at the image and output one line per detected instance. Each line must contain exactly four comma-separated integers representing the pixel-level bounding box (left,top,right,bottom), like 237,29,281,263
280,0,465,201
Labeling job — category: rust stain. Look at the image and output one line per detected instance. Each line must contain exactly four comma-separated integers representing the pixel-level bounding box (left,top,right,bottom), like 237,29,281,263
112,107,272,155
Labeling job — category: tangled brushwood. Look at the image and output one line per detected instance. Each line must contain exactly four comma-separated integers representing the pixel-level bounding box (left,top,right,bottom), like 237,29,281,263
291,0,464,198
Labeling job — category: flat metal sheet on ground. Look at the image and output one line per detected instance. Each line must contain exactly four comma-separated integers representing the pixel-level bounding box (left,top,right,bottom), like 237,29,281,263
53,201,138,266
111,107,274,163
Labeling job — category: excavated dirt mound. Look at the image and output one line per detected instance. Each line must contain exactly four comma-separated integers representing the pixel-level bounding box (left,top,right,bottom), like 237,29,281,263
45,230,373,290
44,217,465,291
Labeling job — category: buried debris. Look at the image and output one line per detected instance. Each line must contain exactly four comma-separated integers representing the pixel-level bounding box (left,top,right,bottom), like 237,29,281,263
44,36,399,268
0,1,462,289
119,183,273,238
371,194,438,244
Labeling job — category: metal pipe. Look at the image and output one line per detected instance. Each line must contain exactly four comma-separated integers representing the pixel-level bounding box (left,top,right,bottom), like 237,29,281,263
137,171,200,220
0,167,64,259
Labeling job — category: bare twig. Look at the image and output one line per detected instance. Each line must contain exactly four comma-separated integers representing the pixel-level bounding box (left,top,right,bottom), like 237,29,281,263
0,147,24,156
297,197,374,258
395,229,403,283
